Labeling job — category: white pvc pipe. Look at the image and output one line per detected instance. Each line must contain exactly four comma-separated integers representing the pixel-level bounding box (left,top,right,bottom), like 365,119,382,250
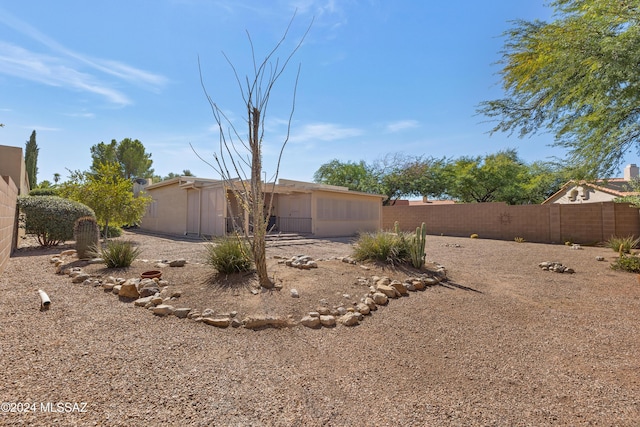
38,289,51,308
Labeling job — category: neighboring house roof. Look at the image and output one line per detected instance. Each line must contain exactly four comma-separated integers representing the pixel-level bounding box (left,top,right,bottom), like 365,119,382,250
542,179,640,204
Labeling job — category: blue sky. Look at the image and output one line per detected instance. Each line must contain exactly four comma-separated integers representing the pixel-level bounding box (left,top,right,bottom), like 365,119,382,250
0,1,633,185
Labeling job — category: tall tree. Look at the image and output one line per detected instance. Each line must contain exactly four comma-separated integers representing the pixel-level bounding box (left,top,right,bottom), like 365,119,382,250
479,0,640,178
25,130,39,188
444,149,530,204
197,15,311,289
90,138,154,179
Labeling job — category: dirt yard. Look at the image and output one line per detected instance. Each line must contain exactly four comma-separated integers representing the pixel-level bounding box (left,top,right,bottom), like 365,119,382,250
0,230,639,426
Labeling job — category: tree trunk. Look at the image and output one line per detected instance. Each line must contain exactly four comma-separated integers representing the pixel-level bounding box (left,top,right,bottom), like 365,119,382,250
249,107,273,289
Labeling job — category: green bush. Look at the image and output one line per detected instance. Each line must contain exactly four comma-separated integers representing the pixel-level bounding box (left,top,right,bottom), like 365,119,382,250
352,231,409,265
29,187,60,197
611,254,640,273
98,240,141,268
101,225,123,238
204,235,253,274
18,196,95,246
606,235,640,254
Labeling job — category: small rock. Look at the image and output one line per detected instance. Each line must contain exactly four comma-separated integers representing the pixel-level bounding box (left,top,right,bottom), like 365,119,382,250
242,315,289,329
308,311,320,318
372,292,388,305
356,302,371,315
596,256,605,261
376,284,399,298
202,317,230,328
405,282,416,292
336,306,347,316
390,280,408,295
71,273,91,284
424,277,440,286
230,318,243,328
317,306,331,315
202,308,215,317
300,315,321,329
118,281,140,299
112,285,122,294
173,308,191,318
152,304,174,316
364,297,377,310
290,289,300,298
60,249,76,257
169,259,187,267
340,313,360,326
134,296,155,307
319,315,336,327
155,262,169,268
151,296,164,305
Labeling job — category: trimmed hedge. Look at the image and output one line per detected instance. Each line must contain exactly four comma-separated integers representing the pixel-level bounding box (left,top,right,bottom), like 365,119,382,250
29,187,60,197
18,196,95,247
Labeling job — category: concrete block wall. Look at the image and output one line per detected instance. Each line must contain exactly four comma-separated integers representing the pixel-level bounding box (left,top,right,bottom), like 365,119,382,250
0,176,18,275
383,201,640,244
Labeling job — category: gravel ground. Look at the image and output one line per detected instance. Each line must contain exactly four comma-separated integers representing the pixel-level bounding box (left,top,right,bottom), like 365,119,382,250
0,231,639,426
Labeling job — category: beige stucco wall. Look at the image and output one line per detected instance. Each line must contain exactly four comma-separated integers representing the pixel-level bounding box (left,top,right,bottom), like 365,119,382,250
549,184,617,204
140,183,189,235
0,145,29,195
311,190,382,237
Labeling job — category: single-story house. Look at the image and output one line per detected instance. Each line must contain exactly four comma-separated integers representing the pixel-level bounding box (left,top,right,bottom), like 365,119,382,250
542,164,640,204
139,177,385,238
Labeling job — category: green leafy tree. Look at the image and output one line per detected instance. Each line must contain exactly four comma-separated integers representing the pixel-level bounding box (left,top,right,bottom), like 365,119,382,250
479,0,640,178
25,130,38,188
313,159,378,193
615,177,640,207
161,169,195,181
374,154,448,205
60,162,151,238
90,138,154,179
444,149,532,204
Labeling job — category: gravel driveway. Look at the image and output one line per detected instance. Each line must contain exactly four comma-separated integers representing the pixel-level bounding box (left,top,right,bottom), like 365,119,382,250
0,232,638,426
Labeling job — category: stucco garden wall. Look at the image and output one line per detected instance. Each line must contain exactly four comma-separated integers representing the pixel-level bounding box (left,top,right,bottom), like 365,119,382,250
383,202,640,244
0,176,18,276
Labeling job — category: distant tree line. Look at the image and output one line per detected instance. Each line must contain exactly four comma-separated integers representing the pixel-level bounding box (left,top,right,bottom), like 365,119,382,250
313,149,573,205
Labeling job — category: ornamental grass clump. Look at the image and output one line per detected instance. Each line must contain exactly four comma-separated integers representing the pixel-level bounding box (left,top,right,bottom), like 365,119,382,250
204,235,253,274
98,240,141,268
352,230,409,265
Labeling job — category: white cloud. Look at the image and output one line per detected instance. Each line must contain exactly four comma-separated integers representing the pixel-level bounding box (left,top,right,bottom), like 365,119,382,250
386,120,420,133
0,8,167,105
290,122,363,142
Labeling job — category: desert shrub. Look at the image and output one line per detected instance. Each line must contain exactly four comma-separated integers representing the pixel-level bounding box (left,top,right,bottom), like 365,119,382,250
97,240,141,268
204,235,253,274
611,254,640,273
29,187,60,196
606,235,640,254
470,233,479,239
18,196,95,246
101,225,123,238
352,231,409,264
514,237,525,243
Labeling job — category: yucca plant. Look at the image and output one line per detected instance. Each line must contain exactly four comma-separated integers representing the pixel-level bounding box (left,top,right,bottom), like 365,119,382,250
98,240,141,268
204,235,253,274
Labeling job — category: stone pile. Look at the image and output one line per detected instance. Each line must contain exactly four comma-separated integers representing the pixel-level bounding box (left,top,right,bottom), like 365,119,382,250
282,255,318,269
538,261,575,274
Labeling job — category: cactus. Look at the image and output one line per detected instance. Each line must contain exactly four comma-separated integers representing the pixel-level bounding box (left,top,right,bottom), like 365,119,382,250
74,216,100,259
394,221,400,235
409,222,427,269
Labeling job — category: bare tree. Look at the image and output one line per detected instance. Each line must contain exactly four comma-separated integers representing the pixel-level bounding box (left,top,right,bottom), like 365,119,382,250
196,15,311,289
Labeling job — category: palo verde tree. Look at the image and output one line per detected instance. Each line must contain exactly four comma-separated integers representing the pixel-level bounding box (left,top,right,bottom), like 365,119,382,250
479,0,640,178
25,130,39,188
90,138,154,179
197,15,311,289
59,162,151,238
